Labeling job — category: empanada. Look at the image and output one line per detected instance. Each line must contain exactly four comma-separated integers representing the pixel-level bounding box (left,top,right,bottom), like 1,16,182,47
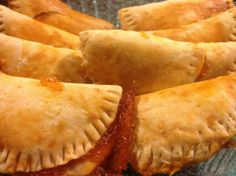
0,5,80,49
119,0,234,31
0,73,122,173
8,0,114,35
80,30,236,95
0,33,87,83
79,30,205,95
0,74,235,175
148,7,236,42
132,74,236,175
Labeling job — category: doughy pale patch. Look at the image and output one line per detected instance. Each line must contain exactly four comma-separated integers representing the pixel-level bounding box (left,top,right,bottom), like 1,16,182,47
0,73,122,173
119,0,234,30
8,0,114,35
0,33,87,83
148,7,236,42
132,75,236,175
0,5,80,49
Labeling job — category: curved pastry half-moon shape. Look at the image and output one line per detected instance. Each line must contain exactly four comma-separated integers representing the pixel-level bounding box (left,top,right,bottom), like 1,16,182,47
80,30,204,95
7,0,114,35
148,7,236,42
0,33,87,83
0,73,122,173
0,5,80,49
132,75,236,175
119,0,234,31
80,30,236,95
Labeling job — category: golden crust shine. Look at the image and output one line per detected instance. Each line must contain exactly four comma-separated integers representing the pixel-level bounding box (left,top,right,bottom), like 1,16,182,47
0,5,80,49
80,30,236,95
8,0,114,35
0,33,87,83
0,73,122,173
148,7,236,42
119,0,234,30
132,75,236,175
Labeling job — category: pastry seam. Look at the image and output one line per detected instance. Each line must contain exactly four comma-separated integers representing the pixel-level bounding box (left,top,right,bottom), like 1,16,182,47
229,9,236,41
0,7,5,33
119,9,137,30
0,85,121,173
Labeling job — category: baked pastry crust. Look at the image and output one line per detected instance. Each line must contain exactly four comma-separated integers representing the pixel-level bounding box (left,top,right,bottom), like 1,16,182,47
8,0,114,35
80,30,205,95
0,5,80,49
148,7,236,42
0,33,87,83
80,30,236,95
132,75,236,175
0,73,122,173
197,42,236,81
119,0,234,31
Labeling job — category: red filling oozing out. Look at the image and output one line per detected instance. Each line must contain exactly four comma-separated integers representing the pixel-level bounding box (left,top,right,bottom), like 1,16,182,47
93,90,136,176
195,60,210,81
14,90,136,176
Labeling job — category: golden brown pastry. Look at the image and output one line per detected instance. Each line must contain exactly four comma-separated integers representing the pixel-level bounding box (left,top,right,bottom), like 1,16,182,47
0,74,235,175
132,74,236,175
80,30,236,95
0,73,122,173
147,7,236,42
119,0,234,31
79,30,205,95
0,5,80,49
81,30,195,93
0,33,87,82
8,0,114,35
196,42,236,81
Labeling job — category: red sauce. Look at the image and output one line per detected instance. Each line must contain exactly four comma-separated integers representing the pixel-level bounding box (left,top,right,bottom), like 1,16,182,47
93,90,136,175
40,76,64,91
107,90,136,172
196,60,210,81
93,166,122,176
